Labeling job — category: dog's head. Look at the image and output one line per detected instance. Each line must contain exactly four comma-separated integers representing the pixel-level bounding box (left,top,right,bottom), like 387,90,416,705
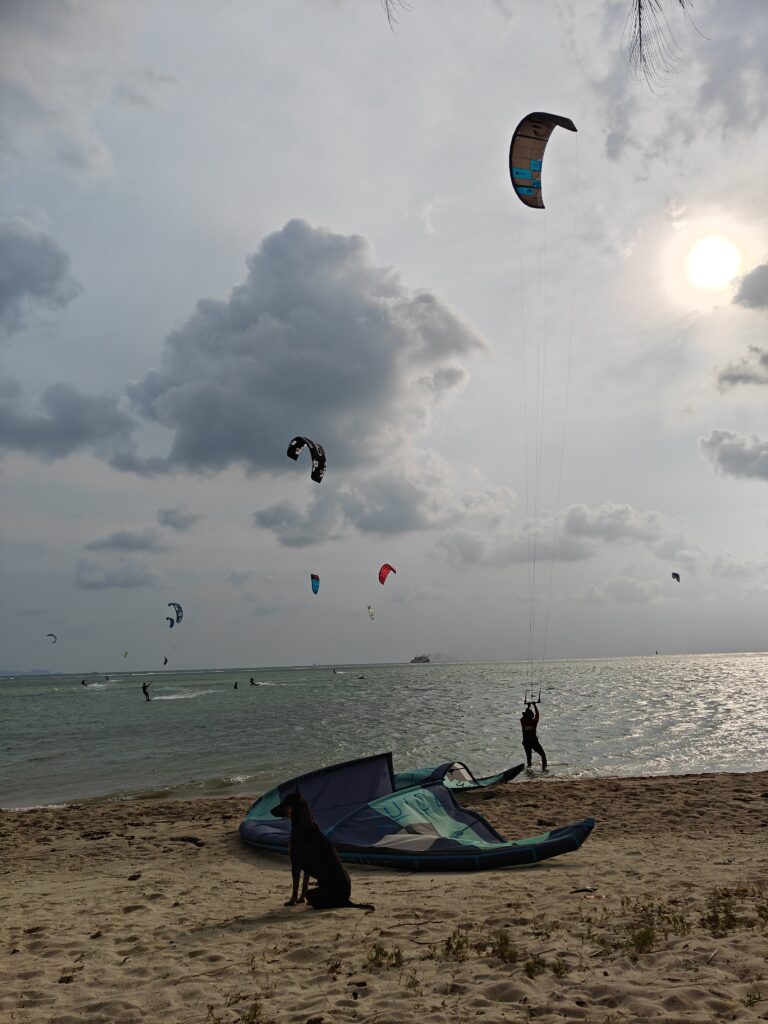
271,790,307,819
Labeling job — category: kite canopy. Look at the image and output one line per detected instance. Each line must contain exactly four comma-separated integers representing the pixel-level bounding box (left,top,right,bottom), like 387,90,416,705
240,753,594,872
367,606,375,620
393,761,524,792
168,602,183,623
671,572,681,582
286,436,326,483
378,563,396,585
45,633,57,643
311,573,320,595
509,112,577,209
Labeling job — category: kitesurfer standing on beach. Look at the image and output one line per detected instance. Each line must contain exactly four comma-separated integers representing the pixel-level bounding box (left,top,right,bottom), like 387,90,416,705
521,702,547,771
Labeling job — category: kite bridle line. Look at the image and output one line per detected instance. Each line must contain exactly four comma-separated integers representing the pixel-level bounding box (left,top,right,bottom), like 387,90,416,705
538,132,580,689
516,131,580,697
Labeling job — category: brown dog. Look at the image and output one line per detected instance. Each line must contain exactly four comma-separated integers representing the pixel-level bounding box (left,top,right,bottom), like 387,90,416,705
271,791,374,911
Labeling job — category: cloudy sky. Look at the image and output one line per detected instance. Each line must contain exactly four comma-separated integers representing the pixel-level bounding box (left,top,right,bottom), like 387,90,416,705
3,0,768,673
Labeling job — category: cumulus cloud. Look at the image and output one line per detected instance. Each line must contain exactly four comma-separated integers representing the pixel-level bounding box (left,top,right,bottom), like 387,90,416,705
718,345,768,390
0,219,80,336
157,506,201,532
650,534,701,574
0,377,135,460
734,263,768,310
255,456,514,548
436,517,593,569
75,557,160,589
575,575,662,605
85,528,169,553
563,502,662,543
701,429,768,481
435,500,697,571
122,220,484,477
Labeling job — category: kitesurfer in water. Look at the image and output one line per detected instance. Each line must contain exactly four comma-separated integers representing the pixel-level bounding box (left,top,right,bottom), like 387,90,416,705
81,679,87,687
142,681,151,702
233,681,238,689
520,702,547,771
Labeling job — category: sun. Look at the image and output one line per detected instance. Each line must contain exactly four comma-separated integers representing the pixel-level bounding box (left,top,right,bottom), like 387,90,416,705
685,235,742,290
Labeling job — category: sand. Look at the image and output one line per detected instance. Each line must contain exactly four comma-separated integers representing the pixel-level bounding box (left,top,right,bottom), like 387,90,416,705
2,770,767,1024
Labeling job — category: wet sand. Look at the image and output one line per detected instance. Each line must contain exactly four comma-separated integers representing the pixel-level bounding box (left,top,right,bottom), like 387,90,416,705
2,770,767,1023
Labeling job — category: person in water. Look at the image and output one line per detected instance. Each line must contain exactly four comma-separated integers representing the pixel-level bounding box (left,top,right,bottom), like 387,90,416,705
81,679,87,687
520,702,547,771
142,681,151,702
233,681,238,689
250,677,255,686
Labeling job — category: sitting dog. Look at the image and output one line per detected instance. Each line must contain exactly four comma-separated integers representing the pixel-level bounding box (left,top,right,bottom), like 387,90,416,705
271,791,374,911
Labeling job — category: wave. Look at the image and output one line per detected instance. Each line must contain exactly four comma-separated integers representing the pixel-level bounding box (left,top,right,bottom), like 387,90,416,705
152,689,220,700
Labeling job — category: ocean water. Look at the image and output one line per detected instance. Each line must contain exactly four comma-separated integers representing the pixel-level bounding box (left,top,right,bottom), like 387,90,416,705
1,654,767,809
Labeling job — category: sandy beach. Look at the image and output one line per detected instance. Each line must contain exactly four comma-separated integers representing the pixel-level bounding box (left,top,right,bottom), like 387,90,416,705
2,771,767,1024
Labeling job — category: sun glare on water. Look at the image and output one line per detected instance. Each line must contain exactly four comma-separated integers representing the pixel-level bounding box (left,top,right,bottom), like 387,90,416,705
685,235,742,290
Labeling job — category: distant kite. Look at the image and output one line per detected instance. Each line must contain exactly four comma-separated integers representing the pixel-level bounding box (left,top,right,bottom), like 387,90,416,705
163,657,168,666
378,563,396,585
509,112,577,209
368,606,375,620
671,572,680,583
168,602,183,624
123,651,128,658
287,436,326,483
45,633,57,643
311,573,320,595
166,617,175,628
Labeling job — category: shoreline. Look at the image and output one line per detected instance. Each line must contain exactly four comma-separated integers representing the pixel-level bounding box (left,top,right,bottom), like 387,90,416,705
5,762,768,813
2,770,767,1022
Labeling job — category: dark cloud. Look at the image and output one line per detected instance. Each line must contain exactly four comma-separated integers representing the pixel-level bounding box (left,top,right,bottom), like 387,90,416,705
254,465,512,548
255,476,435,548
701,429,768,481
123,219,484,477
75,557,160,589
157,506,201,532
734,264,768,310
0,377,135,460
718,346,768,390
0,376,136,460
0,219,80,336
85,528,169,553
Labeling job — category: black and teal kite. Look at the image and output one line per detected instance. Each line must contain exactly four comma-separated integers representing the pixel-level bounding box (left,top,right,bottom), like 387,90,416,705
240,753,594,872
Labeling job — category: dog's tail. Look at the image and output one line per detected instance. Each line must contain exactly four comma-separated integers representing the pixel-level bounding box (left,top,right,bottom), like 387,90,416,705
347,901,375,911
